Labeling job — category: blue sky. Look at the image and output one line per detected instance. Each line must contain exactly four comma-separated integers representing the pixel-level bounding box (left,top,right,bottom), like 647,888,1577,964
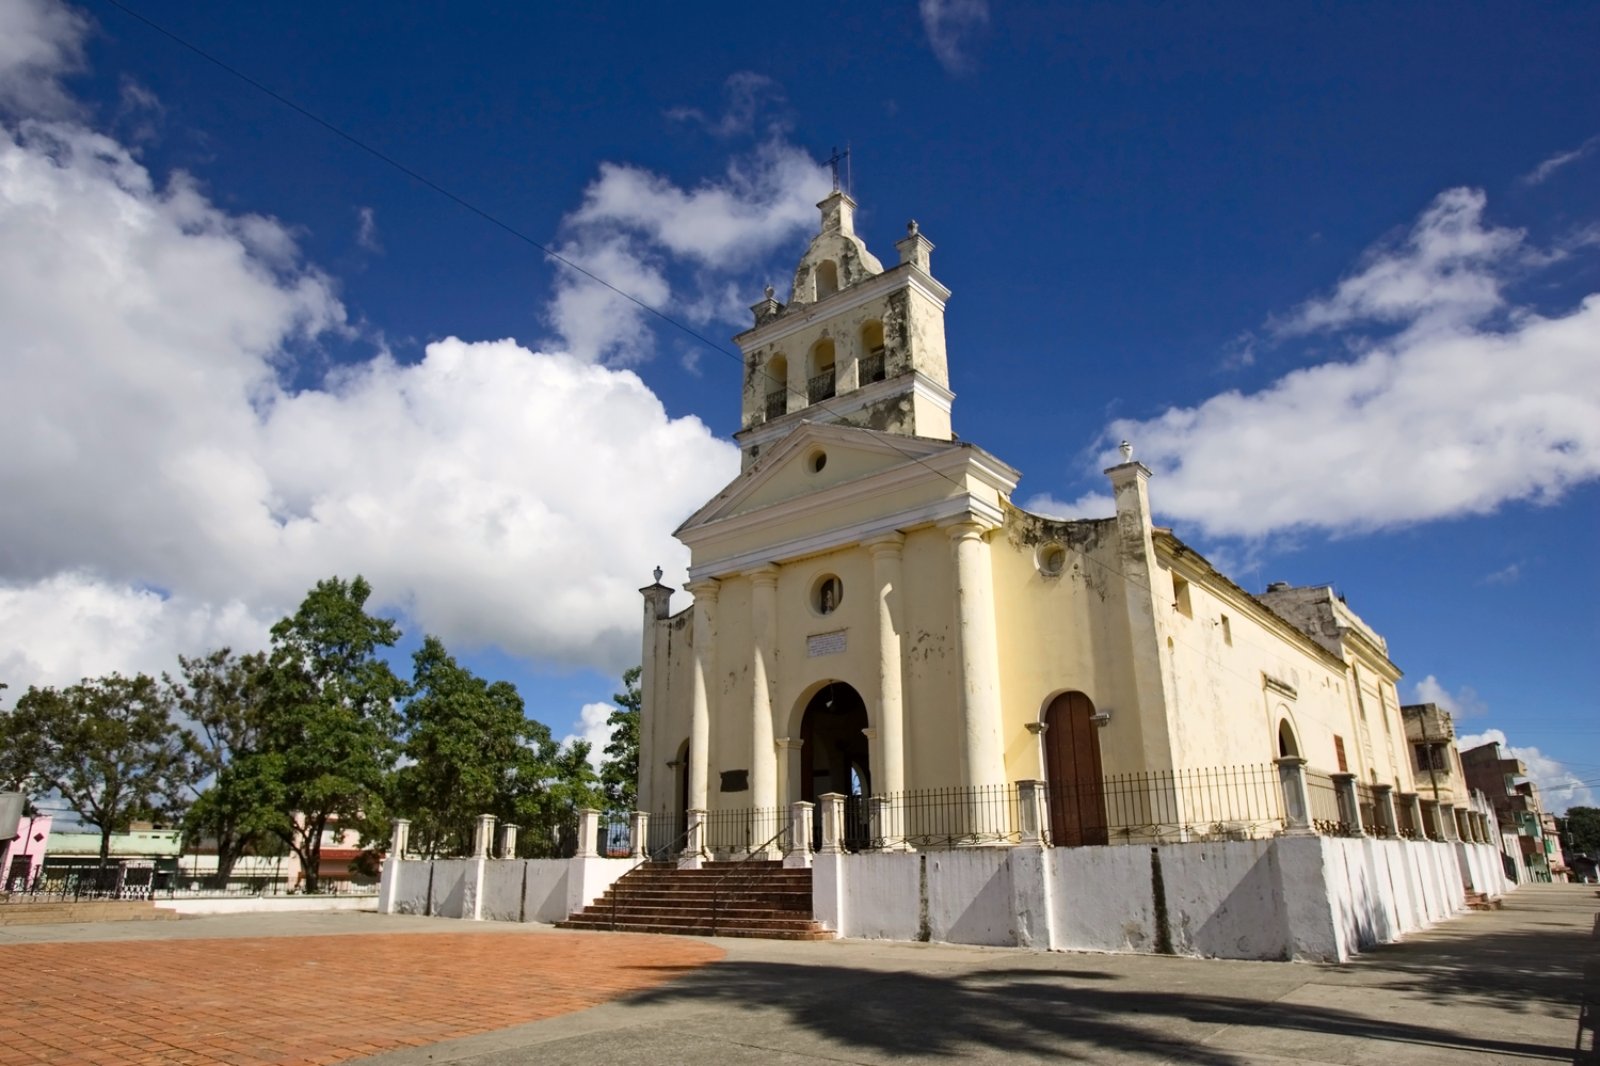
1,1,1596,808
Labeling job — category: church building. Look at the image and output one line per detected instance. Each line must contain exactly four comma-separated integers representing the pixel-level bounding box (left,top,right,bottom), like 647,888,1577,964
636,189,1425,854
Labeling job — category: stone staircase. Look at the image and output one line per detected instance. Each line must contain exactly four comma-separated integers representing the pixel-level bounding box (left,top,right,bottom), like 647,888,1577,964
558,860,833,940
0,900,181,926
1464,891,1504,911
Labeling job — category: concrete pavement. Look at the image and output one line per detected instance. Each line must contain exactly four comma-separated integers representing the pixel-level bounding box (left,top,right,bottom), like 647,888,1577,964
0,883,1589,1064
357,883,1594,1066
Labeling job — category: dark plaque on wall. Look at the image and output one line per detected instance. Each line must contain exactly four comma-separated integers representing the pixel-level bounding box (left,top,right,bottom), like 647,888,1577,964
719,769,750,793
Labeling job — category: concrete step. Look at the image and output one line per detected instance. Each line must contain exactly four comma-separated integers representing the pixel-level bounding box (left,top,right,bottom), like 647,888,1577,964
0,900,181,925
556,918,834,940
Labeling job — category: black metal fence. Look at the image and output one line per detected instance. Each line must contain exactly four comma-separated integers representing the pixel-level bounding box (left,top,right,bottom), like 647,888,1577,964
1045,764,1288,845
1305,769,1355,836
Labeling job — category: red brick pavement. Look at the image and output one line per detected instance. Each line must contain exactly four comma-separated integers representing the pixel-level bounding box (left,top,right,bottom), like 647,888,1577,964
3,931,724,1065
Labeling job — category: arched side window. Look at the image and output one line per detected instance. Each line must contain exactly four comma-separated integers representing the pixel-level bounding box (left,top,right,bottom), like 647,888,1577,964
815,260,840,299
765,354,788,420
808,339,836,402
1277,718,1300,759
859,320,886,384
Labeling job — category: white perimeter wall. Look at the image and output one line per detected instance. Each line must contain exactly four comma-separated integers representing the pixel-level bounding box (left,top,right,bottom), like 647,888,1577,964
818,838,1506,962
382,857,631,924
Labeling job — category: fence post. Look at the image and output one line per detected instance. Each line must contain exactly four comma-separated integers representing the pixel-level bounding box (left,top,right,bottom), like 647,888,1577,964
630,811,649,860
1331,773,1366,836
473,814,497,858
380,818,410,914
1440,804,1460,842
1016,780,1047,846
678,809,706,870
498,822,519,859
784,801,814,869
1274,757,1315,836
576,808,600,858
1372,784,1397,838
819,793,846,854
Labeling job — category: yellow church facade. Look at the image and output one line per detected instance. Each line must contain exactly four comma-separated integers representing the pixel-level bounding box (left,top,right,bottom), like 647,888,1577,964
637,190,1426,854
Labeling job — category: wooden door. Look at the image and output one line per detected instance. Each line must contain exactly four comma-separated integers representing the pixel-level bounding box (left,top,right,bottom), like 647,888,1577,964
1045,692,1108,846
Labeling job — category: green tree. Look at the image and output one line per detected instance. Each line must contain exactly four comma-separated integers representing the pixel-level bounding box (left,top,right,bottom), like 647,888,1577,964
599,666,641,813
514,732,604,858
395,636,546,857
1561,806,1600,856
167,649,280,886
9,674,194,866
262,576,406,892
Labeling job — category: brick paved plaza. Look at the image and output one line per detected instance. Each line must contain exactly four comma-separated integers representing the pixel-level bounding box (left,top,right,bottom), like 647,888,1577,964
1,927,722,1066
0,886,1590,1065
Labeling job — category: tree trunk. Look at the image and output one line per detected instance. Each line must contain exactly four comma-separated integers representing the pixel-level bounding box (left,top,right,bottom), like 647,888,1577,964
97,827,113,896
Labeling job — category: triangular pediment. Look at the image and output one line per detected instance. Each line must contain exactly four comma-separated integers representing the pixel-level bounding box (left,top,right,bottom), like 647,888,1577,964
676,422,965,536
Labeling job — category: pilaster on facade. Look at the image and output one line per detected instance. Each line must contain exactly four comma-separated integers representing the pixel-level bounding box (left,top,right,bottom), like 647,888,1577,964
1105,457,1178,773
685,578,720,813
941,517,1006,788
865,532,908,799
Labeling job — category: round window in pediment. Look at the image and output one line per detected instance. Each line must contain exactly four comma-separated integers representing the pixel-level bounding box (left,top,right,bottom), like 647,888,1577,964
1037,543,1067,577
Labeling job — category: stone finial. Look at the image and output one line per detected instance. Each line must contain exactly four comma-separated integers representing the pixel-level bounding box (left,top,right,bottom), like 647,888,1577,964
653,565,663,584
764,285,775,300
895,219,934,271
1119,440,1133,462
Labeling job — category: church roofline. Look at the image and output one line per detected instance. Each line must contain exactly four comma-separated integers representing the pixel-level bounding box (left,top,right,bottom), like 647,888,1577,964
1155,530,1361,676
678,419,1013,538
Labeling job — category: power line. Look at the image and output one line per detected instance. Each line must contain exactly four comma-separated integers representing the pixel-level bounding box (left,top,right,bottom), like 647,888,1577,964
92,0,979,495
86,3,1587,787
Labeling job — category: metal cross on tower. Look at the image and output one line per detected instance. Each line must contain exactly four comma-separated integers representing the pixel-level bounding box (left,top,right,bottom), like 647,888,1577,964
825,145,851,192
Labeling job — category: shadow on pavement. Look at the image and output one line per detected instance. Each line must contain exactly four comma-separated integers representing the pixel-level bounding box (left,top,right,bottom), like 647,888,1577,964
618,957,1567,1064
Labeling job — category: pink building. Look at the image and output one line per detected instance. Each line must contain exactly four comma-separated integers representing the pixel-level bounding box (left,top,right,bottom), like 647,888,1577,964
2,814,53,890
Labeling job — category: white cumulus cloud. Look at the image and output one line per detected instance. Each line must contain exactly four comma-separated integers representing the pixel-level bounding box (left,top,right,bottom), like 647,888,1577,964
0,4,742,691
1410,675,1488,720
564,701,618,770
550,137,829,364
919,0,990,75
1101,189,1600,539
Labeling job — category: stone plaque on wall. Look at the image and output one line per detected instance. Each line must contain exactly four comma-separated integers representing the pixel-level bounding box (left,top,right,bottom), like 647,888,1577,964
807,630,847,657
719,770,749,793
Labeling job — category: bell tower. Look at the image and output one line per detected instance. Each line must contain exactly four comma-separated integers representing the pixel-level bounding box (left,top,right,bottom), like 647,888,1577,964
733,191,954,469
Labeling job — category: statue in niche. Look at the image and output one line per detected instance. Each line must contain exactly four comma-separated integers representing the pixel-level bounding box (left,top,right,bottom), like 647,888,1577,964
819,577,841,614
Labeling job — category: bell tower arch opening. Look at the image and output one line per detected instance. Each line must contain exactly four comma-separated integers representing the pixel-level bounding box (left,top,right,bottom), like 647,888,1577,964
814,259,840,299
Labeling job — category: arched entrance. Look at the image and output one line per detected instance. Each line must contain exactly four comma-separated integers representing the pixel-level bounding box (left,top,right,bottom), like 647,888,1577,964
1044,691,1108,847
800,681,870,849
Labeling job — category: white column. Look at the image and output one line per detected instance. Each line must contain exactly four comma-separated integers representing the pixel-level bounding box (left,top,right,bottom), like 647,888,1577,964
1276,757,1314,835
819,793,846,854
785,800,815,869
685,579,720,813
498,822,519,858
473,813,497,858
576,809,600,858
944,520,1007,788
866,534,907,798
748,565,780,857
629,811,649,860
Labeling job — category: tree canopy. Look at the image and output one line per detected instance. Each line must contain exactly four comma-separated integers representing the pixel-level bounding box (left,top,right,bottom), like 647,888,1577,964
1561,806,1600,856
6,674,194,863
600,666,641,814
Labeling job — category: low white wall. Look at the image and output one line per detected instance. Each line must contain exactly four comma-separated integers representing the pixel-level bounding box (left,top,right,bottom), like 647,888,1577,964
821,836,1510,963
379,856,629,924
155,895,377,916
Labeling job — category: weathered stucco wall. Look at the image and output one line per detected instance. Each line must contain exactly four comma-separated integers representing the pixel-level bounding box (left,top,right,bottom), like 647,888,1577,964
818,838,1506,963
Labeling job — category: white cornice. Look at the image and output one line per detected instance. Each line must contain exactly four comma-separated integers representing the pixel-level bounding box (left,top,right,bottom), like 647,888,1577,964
735,372,956,451
733,264,949,350
688,494,1005,581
